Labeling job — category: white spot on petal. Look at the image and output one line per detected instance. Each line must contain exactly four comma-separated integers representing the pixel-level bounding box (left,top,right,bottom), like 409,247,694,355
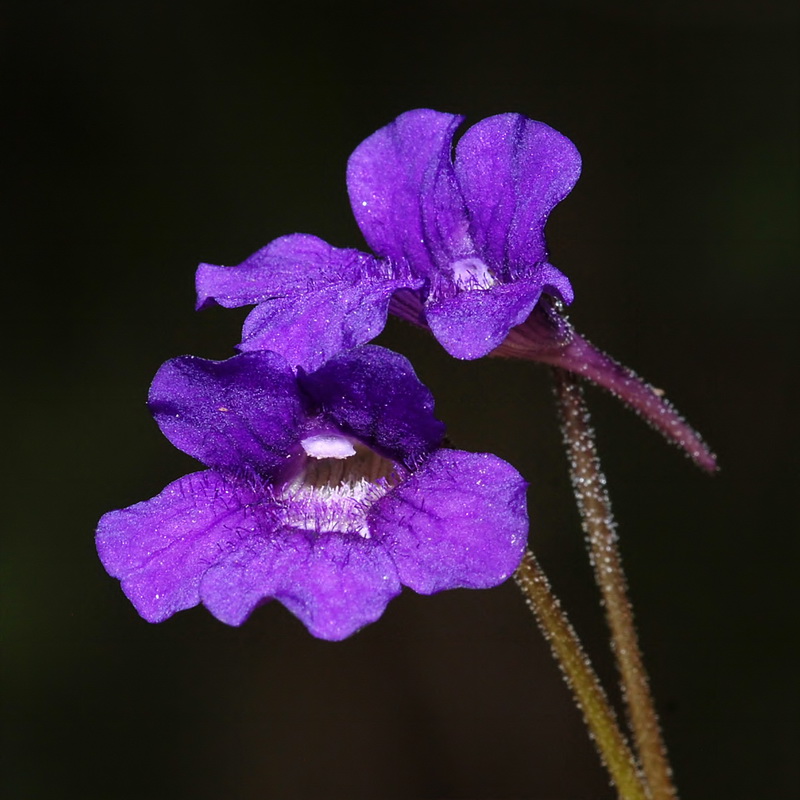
451,258,497,290
301,434,357,460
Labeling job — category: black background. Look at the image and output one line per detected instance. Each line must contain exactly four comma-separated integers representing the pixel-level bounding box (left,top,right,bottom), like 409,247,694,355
3,2,797,798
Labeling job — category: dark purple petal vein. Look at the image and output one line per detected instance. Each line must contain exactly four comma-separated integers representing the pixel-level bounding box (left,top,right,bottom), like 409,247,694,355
454,114,581,272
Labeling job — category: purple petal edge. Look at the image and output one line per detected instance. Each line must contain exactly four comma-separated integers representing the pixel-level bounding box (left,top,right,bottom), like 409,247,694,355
298,345,446,467
425,265,573,360
148,351,302,475
96,470,262,623
235,277,409,371
455,113,582,272
202,531,403,640
196,234,421,371
347,109,465,272
272,535,402,641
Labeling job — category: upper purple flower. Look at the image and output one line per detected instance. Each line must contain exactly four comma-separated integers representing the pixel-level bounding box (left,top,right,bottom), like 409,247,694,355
346,109,579,359
96,345,528,640
195,109,716,471
196,109,578,365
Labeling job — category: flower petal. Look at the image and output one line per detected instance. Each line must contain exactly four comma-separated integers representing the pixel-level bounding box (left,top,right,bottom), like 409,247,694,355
273,535,402,641
202,530,402,639
236,278,409,372
148,351,303,474
425,264,572,359
196,234,367,308
197,234,417,370
454,114,581,272
96,470,264,622
298,346,446,467
347,109,465,273
374,450,529,594
198,528,309,626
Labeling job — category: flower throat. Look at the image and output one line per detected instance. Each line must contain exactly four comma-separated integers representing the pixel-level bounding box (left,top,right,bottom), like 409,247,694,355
277,434,400,538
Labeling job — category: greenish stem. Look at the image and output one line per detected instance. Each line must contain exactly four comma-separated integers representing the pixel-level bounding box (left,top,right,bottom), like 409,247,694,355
514,550,650,800
552,367,678,800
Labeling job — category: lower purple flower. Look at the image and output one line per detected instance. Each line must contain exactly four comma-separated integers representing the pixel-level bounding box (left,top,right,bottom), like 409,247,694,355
96,346,528,640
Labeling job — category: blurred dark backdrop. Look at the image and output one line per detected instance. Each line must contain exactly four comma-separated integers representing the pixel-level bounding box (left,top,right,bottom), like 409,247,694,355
3,2,797,798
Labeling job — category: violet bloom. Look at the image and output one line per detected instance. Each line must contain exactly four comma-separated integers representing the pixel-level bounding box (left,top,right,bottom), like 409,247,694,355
197,109,715,470
96,346,527,640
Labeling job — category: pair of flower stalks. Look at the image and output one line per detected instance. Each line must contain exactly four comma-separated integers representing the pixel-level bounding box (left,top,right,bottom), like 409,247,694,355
97,109,715,799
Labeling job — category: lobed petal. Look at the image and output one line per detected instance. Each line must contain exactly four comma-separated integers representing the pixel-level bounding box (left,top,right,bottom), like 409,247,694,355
272,534,402,641
196,234,367,308
373,450,529,594
454,114,581,272
425,264,572,360
202,528,403,639
348,109,465,274
298,346,446,467
237,275,412,372
96,470,265,622
198,528,310,627
197,234,418,371
148,351,303,475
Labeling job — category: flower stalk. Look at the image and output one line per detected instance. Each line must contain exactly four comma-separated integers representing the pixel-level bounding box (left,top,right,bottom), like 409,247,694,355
514,551,650,800
552,367,678,800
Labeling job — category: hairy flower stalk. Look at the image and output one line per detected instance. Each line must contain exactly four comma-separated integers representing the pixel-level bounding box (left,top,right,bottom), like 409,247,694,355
514,551,650,800
553,367,678,800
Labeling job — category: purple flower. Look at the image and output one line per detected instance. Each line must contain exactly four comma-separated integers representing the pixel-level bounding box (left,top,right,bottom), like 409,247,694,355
96,346,528,640
196,109,716,471
197,110,575,366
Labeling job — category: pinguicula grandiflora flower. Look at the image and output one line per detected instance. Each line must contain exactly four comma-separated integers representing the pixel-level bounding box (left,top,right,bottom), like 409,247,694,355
96,345,528,640
197,109,716,471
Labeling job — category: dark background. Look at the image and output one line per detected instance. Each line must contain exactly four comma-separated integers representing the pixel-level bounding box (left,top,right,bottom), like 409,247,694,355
3,2,797,798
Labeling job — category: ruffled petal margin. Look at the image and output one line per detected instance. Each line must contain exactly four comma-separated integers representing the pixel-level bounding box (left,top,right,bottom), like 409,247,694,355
271,534,402,641
96,470,264,622
97,472,403,639
196,234,419,371
202,530,402,640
